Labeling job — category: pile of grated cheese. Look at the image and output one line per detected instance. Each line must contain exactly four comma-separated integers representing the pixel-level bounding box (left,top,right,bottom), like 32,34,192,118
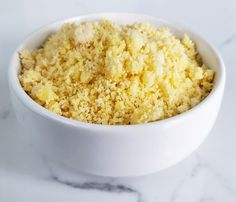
19,20,214,125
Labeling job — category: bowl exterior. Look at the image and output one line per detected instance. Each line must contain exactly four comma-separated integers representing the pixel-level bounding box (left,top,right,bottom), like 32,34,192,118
9,82,223,177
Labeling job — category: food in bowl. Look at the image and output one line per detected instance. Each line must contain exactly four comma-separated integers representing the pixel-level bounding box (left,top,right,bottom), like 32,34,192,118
19,20,214,125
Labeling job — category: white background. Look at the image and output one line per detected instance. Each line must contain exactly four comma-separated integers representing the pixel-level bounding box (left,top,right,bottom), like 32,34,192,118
0,0,236,201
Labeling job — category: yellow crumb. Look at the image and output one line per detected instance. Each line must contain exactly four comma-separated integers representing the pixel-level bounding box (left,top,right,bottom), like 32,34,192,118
19,20,215,125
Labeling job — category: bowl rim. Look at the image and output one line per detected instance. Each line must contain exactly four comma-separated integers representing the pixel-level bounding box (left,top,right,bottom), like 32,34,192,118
8,12,226,130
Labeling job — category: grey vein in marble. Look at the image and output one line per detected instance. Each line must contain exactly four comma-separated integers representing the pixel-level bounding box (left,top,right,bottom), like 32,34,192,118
168,177,187,202
41,156,143,202
167,153,236,202
190,158,207,178
219,33,236,49
168,156,204,202
195,154,236,198
0,109,10,120
51,175,143,202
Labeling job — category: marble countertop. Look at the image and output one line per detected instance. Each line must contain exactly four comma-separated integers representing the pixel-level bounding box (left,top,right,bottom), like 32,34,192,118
0,0,235,201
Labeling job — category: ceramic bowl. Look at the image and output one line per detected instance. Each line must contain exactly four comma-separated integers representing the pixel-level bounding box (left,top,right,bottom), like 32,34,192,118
8,13,225,177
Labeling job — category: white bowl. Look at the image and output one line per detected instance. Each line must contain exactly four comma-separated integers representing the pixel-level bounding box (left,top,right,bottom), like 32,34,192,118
8,13,226,177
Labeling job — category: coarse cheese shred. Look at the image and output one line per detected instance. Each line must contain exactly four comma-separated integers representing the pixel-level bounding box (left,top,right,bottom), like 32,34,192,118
19,20,214,125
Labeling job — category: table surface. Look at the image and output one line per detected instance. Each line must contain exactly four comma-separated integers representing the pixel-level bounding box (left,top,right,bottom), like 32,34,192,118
0,0,235,201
